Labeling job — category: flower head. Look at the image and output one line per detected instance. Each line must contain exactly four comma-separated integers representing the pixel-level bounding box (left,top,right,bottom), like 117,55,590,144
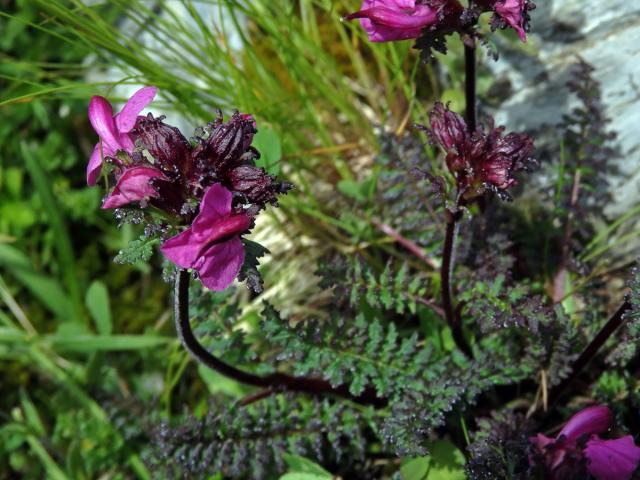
530,405,640,480
87,88,289,291
490,0,535,42
92,109,288,213
424,102,534,200
344,0,439,42
87,86,157,186
161,184,252,291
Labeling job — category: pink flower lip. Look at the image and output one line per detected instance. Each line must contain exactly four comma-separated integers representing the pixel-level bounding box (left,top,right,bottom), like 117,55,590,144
194,214,253,258
87,86,157,186
101,166,166,210
344,0,437,43
494,0,528,42
161,183,251,291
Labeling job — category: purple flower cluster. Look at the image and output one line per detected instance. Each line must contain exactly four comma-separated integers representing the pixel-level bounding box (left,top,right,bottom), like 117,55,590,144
345,0,535,44
88,87,288,290
422,102,534,200
530,405,640,480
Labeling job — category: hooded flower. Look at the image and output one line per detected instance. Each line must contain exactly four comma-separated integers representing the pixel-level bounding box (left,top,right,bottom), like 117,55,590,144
191,111,258,177
87,86,157,186
344,0,438,42
530,405,640,480
491,0,533,42
101,166,167,210
161,183,252,291
424,102,534,199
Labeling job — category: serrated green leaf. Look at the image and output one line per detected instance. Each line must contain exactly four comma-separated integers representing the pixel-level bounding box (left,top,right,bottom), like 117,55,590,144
426,440,465,480
114,236,158,265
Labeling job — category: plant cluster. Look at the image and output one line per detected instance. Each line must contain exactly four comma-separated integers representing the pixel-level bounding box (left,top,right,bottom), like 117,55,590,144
83,1,640,479
3,1,640,479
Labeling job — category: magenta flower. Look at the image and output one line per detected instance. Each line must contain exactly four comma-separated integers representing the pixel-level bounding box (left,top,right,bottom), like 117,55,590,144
101,166,167,210
87,86,157,186
492,0,530,42
530,405,640,480
161,183,252,291
344,0,438,42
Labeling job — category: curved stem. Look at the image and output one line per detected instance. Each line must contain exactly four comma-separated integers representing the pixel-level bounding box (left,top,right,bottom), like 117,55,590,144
548,299,633,404
175,270,271,387
174,270,387,407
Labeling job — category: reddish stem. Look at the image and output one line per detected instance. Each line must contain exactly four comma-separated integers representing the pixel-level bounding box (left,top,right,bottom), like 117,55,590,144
373,219,438,269
548,300,633,404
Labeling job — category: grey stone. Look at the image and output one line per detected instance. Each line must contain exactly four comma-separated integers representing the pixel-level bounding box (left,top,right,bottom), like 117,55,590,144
486,2,640,214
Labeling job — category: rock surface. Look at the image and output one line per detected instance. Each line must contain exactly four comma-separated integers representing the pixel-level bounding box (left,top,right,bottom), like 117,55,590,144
487,2,640,214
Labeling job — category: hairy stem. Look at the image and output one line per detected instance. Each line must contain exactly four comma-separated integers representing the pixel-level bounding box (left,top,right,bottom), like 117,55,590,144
441,213,473,358
465,44,477,131
549,299,633,403
174,269,387,407
436,44,478,360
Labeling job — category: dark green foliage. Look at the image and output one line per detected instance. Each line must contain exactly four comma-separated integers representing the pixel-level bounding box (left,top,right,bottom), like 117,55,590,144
318,255,430,315
239,239,270,294
465,410,531,480
261,303,433,399
561,60,619,211
149,396,367,479
374,133,444,245
606,267,640,366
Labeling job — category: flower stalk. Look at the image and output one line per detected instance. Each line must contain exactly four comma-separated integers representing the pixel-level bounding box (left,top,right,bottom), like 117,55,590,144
440,205,473,359
174,269,387,407
464,44,477,131
437,44,478,360
548,299,633,404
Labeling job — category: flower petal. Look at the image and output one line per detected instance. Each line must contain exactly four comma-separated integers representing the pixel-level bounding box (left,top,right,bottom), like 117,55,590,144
88,96,121,151
348,6,436,29
345,2,436,42
585,436,640,480
529,434,567,471
495,0,527,42
115,86,157,133
191,184,234,236
559,405,613,441
87,142,114,186
429,102,468,151
101,166,165,209
161,227,199,269
195,237,245,291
